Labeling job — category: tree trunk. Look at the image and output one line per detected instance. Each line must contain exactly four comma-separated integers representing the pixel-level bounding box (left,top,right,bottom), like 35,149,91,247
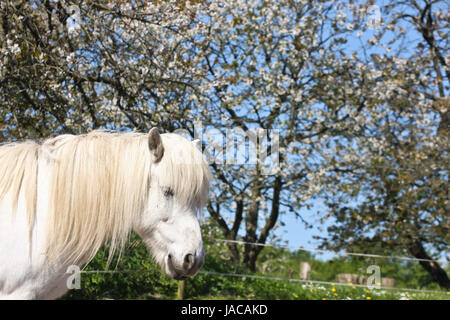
409,241,450,289
243,201,260,271
227,242,240,269
243,179,261,272
243,177,283,272
207,199,243,269
243,247,258,272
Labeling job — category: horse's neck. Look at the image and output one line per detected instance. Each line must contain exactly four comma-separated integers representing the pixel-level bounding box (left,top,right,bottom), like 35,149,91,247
0,155,54,292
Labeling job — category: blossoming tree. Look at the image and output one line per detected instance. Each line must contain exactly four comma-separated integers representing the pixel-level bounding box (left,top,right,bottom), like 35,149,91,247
0,0,447,286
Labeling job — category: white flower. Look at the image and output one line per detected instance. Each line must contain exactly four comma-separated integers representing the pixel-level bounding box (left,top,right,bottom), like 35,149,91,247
6,40,21,55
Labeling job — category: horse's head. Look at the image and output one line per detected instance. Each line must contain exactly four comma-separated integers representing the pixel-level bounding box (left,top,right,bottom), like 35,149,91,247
136,128,211,280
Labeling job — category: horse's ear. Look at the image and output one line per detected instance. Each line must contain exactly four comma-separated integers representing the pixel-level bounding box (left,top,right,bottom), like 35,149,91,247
148,128,164,162
192,139,201,150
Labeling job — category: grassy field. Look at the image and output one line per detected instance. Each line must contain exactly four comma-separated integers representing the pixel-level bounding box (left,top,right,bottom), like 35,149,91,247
63,266,450,300
183,275,449,300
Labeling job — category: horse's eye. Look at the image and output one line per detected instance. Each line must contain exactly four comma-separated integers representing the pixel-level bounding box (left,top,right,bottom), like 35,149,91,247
163,187,174,198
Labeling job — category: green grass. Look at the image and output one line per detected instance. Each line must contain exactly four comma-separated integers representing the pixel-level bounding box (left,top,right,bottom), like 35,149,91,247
61,231,450,300
185,277,449,300
62,265,449,300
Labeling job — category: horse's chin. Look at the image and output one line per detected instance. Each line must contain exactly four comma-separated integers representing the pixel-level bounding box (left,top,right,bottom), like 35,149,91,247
168,273,189,281
144,238,204,281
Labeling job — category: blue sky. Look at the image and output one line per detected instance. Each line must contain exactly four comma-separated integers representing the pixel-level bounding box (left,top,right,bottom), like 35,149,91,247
274,200,338,261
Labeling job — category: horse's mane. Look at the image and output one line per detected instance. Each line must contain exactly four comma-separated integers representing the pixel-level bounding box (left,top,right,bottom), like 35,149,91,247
0,131,211,266
0,140,39,234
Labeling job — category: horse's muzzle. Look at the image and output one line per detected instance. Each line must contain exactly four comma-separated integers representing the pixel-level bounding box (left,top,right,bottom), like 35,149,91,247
165,250,205,280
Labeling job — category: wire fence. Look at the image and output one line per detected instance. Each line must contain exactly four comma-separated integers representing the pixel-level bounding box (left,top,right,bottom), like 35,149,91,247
217,239,443,263
196,271,447,294
75,238,449,296
77,269,447,295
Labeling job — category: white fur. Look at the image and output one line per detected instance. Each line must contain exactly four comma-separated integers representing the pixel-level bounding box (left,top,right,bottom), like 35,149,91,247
0,130,211,299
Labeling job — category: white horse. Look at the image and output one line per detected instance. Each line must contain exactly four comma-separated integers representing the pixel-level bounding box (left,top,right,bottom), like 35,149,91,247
0,128,211,299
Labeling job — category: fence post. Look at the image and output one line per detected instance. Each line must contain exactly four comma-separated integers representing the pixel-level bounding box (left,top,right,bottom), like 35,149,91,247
299,262,311,280
177,280,185,300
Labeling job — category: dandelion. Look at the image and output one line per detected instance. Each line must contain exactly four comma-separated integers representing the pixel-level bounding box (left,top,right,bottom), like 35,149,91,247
365,289,371,294
331,283,335,286
366,296,372,300
322,298,327,300
334,293,338,297
352,286,356,289
348,282,353,286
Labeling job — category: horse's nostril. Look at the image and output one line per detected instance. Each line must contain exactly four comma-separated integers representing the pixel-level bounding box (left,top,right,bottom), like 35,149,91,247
183,253,195,272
